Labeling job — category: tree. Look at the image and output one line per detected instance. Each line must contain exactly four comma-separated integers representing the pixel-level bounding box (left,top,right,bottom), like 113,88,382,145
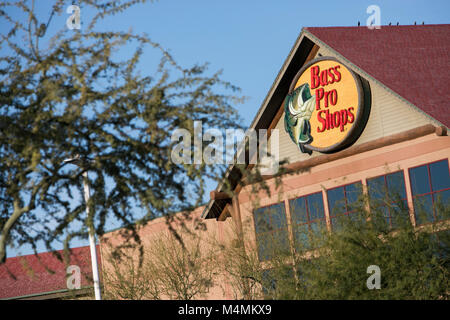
0,0,242,261
102,249,161,300
102,229,218,300
145,231,217,300
219,189,450,299
294,195,450,299
218,234,267,300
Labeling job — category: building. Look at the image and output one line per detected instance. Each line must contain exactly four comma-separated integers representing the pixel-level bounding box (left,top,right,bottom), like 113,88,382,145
0,245,101,300
3,24,447,301
102,24,449,299
200,23,449,291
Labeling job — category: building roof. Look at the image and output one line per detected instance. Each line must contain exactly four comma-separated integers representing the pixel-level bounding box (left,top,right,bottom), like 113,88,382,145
0,246,100,299
305,24,450,127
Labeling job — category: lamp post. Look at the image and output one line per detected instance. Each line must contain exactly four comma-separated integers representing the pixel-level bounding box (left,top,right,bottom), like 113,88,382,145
63,156,102,300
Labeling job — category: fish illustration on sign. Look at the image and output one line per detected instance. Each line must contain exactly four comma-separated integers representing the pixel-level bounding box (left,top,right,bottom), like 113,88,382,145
284,83,315,155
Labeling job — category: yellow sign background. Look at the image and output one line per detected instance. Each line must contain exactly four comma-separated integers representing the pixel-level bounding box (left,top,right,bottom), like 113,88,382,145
294,60,360,149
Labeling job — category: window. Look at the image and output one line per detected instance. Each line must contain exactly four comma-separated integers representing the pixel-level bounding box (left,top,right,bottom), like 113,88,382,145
289,192,326,250
367,171,409,228
327,181,363,230
409,159,450,225
253,203,290,261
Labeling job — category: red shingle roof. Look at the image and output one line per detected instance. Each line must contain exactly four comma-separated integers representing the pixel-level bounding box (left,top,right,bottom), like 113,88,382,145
0,246,100,299
305,24,450,127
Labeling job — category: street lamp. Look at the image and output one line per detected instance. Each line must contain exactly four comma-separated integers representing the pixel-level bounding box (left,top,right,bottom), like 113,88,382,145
63,155,102,300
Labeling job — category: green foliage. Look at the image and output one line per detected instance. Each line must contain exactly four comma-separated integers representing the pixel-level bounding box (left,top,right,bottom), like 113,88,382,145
223,192,450,300
0,0,242,262
295,202,450,299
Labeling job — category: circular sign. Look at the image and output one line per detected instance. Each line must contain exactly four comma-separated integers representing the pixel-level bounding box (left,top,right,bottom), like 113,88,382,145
284,56,370,154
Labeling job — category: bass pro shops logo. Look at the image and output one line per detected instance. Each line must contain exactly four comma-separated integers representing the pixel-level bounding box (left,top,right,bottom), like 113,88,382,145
284,83,315,154
284,57,371,155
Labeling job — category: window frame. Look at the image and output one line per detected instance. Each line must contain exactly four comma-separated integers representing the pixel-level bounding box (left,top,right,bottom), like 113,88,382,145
288,190,327,251
408,158,450,225
326,180,363,230
366,170,408,228
252,202,290,261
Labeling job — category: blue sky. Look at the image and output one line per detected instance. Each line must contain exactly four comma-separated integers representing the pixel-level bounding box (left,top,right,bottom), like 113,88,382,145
113,0,450,126
5,0,450,257
29,0,450,127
